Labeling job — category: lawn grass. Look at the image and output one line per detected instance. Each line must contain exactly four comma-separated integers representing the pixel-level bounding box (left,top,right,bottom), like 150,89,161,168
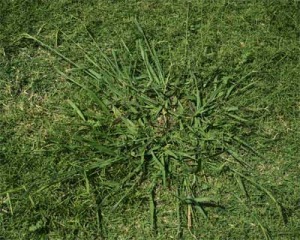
1,1,299,239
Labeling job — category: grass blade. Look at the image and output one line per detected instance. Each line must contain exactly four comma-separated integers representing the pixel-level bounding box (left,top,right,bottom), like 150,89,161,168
21,33,81,68
67,99,86,121
232,169,285,224
149,182,158,236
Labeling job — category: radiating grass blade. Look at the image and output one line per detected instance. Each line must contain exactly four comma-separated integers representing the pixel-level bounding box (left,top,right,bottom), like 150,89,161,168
21,33,81,68
67,99,86,121
226,113,248,123
149,182,158,236
235,174,249,199
232,169,285,224
226,148,251,168
176,185,183,239
235,195,272,240
6,193,13,215
151,151,167,186
56,69,111,115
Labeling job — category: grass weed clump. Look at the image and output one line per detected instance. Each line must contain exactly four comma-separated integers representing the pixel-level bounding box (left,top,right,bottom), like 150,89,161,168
19,21,284,238
1,1,299,239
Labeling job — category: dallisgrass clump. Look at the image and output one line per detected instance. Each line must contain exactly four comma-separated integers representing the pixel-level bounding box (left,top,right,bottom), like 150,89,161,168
17,22,285,238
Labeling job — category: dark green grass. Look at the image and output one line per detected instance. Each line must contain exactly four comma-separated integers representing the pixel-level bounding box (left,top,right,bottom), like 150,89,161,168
1,1,299,239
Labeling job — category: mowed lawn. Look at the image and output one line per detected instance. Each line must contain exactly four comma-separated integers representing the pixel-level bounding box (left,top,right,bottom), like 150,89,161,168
0,1,299,239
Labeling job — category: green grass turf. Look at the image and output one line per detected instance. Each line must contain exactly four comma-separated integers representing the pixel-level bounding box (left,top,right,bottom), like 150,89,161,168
0,1,299,239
